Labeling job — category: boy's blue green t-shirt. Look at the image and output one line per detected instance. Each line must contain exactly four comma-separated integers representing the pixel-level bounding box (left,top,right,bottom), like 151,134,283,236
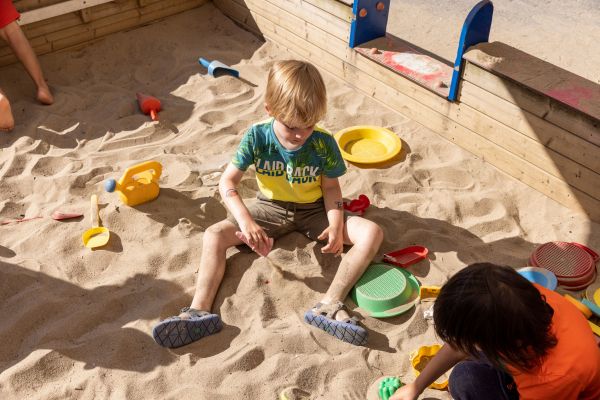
232,118,347,203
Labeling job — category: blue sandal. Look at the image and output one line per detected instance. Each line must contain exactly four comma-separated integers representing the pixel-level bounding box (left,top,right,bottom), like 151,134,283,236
304,301,368,346
152,307,222,348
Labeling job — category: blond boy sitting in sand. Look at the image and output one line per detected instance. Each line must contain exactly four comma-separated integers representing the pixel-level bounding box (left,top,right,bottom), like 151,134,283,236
153,60,383,348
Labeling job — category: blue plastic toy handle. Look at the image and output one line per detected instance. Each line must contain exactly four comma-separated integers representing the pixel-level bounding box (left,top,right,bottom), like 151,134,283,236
199,58,211,68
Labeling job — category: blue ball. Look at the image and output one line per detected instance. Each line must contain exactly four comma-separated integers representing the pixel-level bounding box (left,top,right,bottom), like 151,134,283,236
104,179,117,192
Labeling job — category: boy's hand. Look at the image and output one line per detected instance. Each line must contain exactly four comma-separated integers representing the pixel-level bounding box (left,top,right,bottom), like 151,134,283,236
235,231,273,257
318,225,344,257
239,220,270,253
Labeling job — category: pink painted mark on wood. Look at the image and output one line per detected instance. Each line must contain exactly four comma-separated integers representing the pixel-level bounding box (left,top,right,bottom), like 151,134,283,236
382,52,446,80
356,47,452,95
545,86,594,111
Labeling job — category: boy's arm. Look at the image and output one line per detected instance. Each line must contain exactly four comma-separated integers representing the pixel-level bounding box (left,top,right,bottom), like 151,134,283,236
390,343,467,400
219,163,269,247
319,175,345,256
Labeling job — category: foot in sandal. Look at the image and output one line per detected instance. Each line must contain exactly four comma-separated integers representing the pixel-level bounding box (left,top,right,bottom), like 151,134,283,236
304,301,368,346
152,307,222,348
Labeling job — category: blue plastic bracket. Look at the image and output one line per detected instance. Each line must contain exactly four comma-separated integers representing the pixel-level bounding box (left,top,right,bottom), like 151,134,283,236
448,1,494,101
349,0,391,48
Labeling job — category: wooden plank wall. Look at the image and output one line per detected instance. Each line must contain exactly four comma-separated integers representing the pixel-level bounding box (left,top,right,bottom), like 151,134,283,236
213,0,600,222
0,0,209,67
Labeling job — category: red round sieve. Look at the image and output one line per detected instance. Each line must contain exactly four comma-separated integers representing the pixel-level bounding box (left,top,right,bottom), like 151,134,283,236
557,271,596,291
530,242,597,286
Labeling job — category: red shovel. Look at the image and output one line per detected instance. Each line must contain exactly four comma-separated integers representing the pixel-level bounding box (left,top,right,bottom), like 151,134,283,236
51,211,84,221
383,246,429,268
136,92,161,121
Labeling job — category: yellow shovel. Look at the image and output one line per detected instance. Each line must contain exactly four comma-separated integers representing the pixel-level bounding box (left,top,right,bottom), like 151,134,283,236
82,194,110,249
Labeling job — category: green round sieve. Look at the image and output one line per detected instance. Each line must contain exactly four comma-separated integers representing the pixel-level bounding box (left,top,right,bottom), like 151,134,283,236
350,263,421,318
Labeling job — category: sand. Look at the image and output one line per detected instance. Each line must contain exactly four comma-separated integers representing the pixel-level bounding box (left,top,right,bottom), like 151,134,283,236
1,2,599,399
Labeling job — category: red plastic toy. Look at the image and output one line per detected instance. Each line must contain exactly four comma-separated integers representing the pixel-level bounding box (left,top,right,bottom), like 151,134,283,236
51,211,84,221
343,194,370,215
383,246,429,268
136,92,161,121
529,241,598,290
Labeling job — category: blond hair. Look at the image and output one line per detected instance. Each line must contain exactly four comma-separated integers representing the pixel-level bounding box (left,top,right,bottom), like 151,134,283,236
265,60,327,128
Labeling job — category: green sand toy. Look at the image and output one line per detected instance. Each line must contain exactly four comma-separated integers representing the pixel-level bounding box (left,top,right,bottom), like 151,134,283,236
351,263,420,318
379,377,403,400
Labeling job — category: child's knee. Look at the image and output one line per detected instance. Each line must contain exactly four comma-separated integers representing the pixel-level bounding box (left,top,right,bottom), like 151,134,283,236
206,223,227,236
366,222,384,246
352,220,383,248
204,222,234,245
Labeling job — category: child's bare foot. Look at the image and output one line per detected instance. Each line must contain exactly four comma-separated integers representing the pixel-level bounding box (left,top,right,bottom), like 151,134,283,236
0,93,15,132
36,84,54,105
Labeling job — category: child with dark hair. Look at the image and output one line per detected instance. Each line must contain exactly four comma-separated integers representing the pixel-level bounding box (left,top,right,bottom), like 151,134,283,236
390,263,600,400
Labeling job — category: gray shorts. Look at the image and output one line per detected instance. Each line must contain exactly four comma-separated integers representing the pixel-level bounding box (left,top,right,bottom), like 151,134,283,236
228,195,347,241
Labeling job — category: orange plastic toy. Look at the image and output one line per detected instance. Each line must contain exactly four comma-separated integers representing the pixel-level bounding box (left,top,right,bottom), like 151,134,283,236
104,161,162,206
136,92,161,121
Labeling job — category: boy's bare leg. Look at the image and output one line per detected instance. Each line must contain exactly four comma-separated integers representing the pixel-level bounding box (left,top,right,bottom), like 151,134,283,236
181,219,244,317
0,88,14,131
0,21,54,105
321,217,383,321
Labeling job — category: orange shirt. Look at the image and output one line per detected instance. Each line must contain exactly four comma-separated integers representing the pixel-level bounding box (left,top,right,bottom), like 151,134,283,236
509,284,600,400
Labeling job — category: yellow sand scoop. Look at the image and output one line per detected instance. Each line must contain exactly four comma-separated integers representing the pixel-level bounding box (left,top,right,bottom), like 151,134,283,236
82,194,110,249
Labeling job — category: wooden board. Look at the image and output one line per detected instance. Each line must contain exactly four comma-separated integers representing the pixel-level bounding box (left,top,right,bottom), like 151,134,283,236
356,35,453,97
230,0,349,41
463,62,600,147
1,0,208,67
464,42,600,124
303,0,353,22
18,0,115,25
459,79,600,173
212,0,263,36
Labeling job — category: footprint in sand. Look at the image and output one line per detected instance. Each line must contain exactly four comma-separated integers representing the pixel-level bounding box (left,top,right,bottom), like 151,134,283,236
159,160,190,186
177,217,194,238
0,153,42,178
31,156,78,177
199,110,226,126
212,87,255,106
279,387,311,400
259,293,278,322
226,347,266,373
412,166,475,191
8,350,72,391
